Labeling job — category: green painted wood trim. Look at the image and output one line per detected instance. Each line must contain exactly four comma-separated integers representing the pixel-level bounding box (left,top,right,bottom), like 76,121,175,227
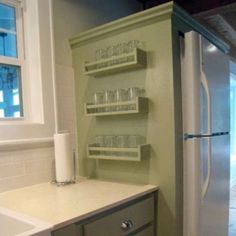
69,1,174,48
172,4,230,53
69,1,229,54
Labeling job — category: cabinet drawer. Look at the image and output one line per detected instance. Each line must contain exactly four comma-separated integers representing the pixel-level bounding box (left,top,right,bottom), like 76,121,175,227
83,196,154,236
134,225,154,236
52,224,82,236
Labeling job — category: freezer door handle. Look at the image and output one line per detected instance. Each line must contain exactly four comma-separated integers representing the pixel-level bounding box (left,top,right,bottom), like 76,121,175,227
184,132,229,140
200,42,212,135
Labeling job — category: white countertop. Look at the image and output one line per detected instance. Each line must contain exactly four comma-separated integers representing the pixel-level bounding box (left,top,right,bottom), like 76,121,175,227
0,179,157,230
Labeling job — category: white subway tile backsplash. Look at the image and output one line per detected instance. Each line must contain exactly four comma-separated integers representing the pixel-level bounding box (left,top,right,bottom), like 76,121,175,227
0,147,54,193
0,163,25,179
0,152,12,165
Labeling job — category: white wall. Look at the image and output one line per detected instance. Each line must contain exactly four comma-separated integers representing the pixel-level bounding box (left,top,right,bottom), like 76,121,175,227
0,0,141,192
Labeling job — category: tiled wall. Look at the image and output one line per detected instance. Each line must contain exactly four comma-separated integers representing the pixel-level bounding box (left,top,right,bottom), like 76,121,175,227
0,147,55,193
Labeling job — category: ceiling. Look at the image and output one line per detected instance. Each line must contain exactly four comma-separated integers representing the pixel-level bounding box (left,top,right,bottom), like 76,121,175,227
136,0,236,61
195,3,236,61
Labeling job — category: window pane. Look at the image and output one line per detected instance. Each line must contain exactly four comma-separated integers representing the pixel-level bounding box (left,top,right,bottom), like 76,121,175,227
0,3,16,31
0,64,23,118
0,2,17,58
0,32,17,57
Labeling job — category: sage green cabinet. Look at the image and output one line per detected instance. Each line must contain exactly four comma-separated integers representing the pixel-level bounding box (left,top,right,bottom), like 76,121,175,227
52,192,157,236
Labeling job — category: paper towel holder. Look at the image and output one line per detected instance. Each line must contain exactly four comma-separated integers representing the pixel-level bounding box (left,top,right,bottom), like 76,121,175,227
51,150,76,187
51,179,76,186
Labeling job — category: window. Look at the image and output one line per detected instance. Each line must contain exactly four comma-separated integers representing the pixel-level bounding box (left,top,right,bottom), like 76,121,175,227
0,0,23,118
0,0,55,142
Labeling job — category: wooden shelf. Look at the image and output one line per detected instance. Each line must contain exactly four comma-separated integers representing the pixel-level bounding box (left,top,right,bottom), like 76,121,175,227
84,97,148,117
83,48,147,76
87,144,150,161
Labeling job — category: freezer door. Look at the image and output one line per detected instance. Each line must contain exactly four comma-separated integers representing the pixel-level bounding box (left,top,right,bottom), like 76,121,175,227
181,32,230,135
200,35,230,133
200,135,230,236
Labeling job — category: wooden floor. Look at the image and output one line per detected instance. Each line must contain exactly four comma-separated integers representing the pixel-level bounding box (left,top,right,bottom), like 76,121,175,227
229,185,236,236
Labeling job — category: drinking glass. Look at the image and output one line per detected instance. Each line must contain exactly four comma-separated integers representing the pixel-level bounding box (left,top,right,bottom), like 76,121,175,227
116,135,128,148
93,91,105,113
127,87,142,110
114,88,128,111
95,135,104,147
95,49,102,61
94,135,105,156
128,135,145,148
106,46,112,66
104,135,117,156
123,42,129,54
104,90,115,112
104,135,116,147
116,135,128,157
127,40,141,52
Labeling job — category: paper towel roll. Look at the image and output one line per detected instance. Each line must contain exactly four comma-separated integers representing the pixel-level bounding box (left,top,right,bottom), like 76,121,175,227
54,132,74,182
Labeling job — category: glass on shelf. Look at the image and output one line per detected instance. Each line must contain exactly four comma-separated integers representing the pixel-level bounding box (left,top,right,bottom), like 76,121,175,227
104,135,116,156
128,135,146,148
104,90,115,112
89,135,146,158
87,87,145,114
116,135,128,148
92,135,145,148
114,88,128,111
92,40,145,70
127,87,145,110
95,135,104,147
93,91,105,113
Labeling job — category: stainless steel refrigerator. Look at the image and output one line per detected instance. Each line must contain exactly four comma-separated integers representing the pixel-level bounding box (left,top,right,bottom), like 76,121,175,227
181,31,230,236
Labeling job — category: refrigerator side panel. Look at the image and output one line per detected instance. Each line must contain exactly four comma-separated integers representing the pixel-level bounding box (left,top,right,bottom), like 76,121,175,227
181,31,202,236
200,36,230,133
183,138,201,236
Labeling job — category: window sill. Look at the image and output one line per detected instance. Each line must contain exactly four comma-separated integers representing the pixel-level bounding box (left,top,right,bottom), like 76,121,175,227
0,137,54,151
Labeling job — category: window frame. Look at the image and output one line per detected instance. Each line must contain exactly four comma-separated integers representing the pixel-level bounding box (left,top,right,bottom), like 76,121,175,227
0,0,56,142
0,0,25,120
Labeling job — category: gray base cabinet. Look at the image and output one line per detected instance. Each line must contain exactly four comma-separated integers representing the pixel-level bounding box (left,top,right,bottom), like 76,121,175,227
52,192,157,236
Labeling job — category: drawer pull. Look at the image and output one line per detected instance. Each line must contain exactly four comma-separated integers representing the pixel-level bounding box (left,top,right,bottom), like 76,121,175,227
121,220,133,230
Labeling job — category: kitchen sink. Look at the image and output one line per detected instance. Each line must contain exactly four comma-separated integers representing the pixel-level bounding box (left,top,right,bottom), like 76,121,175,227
0,208,52,236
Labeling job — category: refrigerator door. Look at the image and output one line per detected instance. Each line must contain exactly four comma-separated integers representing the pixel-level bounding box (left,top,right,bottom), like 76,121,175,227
200,135,230,236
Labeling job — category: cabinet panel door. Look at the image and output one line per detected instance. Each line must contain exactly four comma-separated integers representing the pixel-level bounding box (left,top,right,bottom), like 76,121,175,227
83,196,154,236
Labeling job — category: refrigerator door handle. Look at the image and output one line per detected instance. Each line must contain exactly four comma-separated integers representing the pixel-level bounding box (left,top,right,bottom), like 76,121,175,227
200,48,212,200
200,67,212,134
